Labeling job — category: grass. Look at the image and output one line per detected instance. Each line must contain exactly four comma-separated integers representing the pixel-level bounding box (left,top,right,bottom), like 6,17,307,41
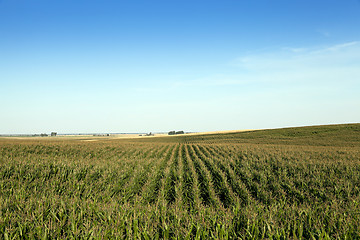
0,123,360,239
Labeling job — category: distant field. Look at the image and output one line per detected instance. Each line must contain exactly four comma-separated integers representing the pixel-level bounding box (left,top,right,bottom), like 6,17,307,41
1,124,360,239
0,129,255,141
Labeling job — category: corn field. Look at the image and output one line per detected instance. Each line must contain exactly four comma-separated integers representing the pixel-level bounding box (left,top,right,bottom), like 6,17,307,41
1,124,360,239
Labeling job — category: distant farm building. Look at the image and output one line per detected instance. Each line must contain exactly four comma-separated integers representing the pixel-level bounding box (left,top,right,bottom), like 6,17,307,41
168,130,184,135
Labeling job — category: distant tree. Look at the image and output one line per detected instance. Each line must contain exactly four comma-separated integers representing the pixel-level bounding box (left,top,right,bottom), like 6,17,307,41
51,132,57,137
168,131,176,135
40,133,48,137
176,131,184,135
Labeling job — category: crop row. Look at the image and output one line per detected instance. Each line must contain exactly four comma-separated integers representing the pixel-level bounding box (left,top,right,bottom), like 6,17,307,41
1,138,360,238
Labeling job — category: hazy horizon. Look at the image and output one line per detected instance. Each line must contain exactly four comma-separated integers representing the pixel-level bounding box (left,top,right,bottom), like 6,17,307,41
1,123,359,136
1,0,360,134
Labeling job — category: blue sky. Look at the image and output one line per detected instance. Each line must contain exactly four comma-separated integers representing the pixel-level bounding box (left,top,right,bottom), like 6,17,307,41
1,0,360,134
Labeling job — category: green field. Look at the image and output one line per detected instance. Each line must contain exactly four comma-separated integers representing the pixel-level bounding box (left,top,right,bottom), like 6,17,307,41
1,124,360,239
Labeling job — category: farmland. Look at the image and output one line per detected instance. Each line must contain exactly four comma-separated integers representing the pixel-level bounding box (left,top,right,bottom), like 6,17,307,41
1,124,360,239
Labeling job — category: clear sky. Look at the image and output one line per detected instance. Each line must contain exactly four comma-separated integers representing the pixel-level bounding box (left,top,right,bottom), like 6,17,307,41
1,0,360,134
